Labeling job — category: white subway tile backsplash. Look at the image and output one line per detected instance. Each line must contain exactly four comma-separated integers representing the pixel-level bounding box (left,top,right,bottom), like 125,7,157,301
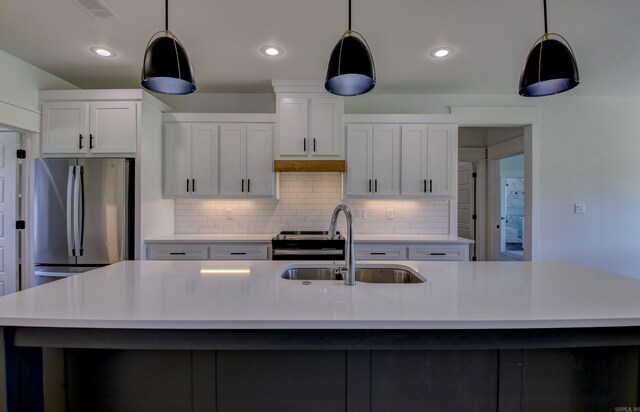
174,173,450,234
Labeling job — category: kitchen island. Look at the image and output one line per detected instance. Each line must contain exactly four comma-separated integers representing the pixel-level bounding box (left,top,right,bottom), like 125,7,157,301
1,260,640,411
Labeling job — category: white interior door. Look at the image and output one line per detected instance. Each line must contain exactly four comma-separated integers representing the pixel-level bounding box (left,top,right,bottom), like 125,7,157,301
457,162,474,240
0,132,17,295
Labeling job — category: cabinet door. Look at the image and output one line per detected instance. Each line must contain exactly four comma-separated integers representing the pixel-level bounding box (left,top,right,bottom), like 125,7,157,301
191,123,219,196
372,124,401,196
346,124,373,196
41,101,88,154
89,101,137,153
164,123,191,197
278,97,308,156
246,124,274,196
427,124,455,196
401,125,428,196
219,124,247,196
309,97,342,156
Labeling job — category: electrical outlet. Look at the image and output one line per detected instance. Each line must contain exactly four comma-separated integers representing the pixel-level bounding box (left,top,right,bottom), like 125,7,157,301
386,208,395,220
574,203,585,214
226,209,233,220
356,209,368,219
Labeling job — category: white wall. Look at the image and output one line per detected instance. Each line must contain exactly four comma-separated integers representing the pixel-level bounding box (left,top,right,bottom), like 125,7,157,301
0,48,77,131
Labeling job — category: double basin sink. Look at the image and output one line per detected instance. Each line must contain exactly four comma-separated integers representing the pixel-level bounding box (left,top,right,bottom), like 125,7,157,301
281,264,425,284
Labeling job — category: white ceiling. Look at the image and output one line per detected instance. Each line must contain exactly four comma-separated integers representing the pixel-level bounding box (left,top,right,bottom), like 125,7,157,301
1,0,639,96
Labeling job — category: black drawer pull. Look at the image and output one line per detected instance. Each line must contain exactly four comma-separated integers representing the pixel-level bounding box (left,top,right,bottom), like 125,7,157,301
186,179,190,192
303,138,307,152
241,179,245,192
430,252,447,256
424,179,427,193
313,138,316,152
169,252,187,255
429,179,433,193
368,179,372,192
89,134,95,149
230,252,247,255
370,252,387,255
192,178,196,192
247,179,250,193
79,134,84,149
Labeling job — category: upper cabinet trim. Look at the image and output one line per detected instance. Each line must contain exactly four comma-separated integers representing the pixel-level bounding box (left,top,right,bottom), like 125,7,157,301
163,113,276,123
344,114,457,124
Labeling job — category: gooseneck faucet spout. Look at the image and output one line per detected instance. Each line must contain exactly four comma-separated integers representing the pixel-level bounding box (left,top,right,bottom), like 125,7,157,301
329,204,356,286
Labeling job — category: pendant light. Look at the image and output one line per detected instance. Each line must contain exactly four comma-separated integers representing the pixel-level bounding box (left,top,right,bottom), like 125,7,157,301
325,0,376,96
519,0,579,96
141,0,196,95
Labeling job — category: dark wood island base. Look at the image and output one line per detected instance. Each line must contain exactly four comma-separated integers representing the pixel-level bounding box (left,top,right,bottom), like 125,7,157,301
2,327,639,412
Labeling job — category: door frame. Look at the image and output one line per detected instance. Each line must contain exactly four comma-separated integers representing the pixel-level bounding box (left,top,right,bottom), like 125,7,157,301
451,107,540,261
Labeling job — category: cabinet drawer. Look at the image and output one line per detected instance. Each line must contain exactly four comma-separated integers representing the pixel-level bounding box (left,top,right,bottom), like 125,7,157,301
209,244,269,260
408,245,468,261
355,245,407,260
147,244,208,260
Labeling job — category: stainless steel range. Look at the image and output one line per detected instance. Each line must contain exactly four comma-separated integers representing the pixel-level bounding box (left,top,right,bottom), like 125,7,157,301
271,231,345,260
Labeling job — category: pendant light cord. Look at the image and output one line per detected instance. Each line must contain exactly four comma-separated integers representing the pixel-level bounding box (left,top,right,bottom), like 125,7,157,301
543,0,548,33
165,0,169,31
348,0,352,31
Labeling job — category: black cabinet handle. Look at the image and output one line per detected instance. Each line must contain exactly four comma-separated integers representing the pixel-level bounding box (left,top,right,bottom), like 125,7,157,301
241,179,245,193
375,179,378,193
169,252,186,255
303,138,307,152
192,179,196,192
89,134,94,149
313,138,317,152
186,179,190,192
424,179,427,193
369,179,372,193
429,179,433,193
78,134,83,149
430,252,447,256
371,252,387,255
247,179,251,192
230,252,247,255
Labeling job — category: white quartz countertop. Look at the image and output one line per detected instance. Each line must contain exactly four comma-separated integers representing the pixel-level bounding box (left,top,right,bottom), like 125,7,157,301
145,234,473,244
1,260,639,330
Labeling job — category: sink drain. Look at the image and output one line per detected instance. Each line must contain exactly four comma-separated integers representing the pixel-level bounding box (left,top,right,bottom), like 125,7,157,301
302,281,312,285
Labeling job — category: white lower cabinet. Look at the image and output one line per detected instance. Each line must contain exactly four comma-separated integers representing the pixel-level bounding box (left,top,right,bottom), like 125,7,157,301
209,244,269,260
355,245,407,260
356,243,469,261
147,244,209,260
146,242,270,260
408,244,469,261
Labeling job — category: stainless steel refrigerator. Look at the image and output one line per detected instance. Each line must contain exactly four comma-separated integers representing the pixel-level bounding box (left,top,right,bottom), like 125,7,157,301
34,158,134,285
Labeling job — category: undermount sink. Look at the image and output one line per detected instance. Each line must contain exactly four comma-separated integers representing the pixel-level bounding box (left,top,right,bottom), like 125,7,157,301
281,264,425,284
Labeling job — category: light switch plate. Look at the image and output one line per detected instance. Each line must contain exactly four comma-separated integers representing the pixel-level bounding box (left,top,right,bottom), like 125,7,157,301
386,209,395,220
574,203,585,214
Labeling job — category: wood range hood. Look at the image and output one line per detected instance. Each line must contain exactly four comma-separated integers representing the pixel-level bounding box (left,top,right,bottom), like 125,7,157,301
273,160,346,173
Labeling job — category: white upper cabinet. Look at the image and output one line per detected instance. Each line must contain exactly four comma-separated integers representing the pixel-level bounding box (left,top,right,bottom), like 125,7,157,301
164,123,219,197
42,101,137,155
276,94,343,158
219,123,274,197
401,124,455,197
346,124,400,197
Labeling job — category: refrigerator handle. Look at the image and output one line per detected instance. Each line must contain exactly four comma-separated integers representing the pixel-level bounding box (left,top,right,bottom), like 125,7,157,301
73,165,82,257
79,165,85,256
67,165,75,257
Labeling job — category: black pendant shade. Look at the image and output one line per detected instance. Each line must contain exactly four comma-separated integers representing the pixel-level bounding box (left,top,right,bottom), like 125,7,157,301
519,35,579,96
325,0,375,96
519,0,579,97
141,0,195,95
325,33,376,96
142,33,196,95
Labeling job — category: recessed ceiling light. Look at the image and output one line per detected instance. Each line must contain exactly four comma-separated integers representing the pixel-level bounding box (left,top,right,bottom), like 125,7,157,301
90,46,116,57
260,45,284,57
429,47,453,58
